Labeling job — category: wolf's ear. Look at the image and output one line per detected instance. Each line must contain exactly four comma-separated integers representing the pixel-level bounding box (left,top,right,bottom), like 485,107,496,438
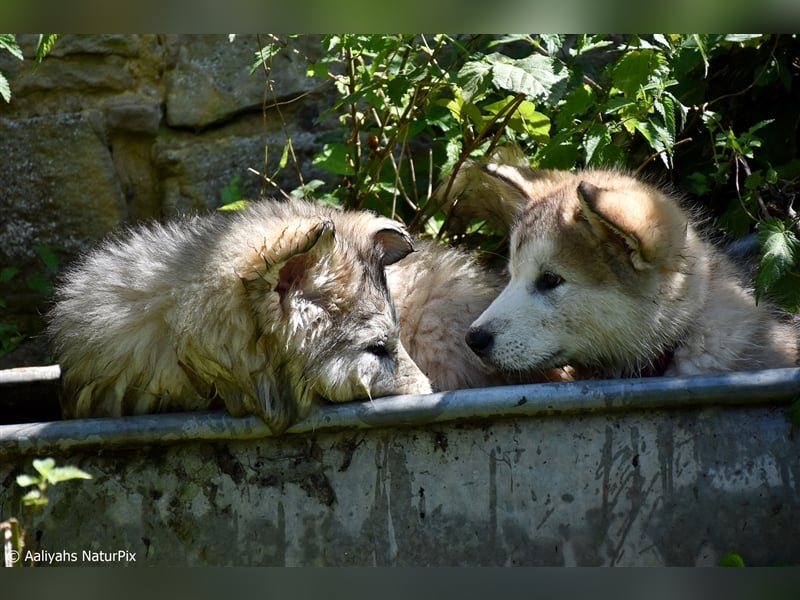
239,217,336,299
373,223,414,266
576,180,688,271
482,162,536,199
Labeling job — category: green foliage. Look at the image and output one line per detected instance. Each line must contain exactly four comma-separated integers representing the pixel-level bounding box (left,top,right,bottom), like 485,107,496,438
0,244,60,357
34,34,58,63
4,458,91,567
251,33,800,311
219,174,244,207
16,458,92,508
0,35,59,357
719,551,746,567
0,323,25,356
0,34,22,102
0,34,57,103
755,218,800,311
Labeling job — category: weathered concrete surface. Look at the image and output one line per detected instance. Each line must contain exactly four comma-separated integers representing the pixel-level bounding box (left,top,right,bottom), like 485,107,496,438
1,371,799,566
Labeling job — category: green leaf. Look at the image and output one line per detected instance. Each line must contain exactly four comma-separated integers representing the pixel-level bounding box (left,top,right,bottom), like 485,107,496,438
655,94,676,142
0,73,11,103
612,50,664,98
33,458,92,484
0,323,25,355
0,266,18,283
457,59,492,104
633,118,673,167
32,457,56,477
684,172,711,196
537,139,579,170
312,143,356,176
22,488,48,507
461,102,484,129
386,75,410,105
747,119,774,136
35,34,58,63
25,273,53,296
278,140,291,170
250,43,280,75
584,124,611,166
555,84,594,130
16,474,41,488
480,96,549,141
719,552,745,567
219,174,242,206
217,200,252,212
35,244,59,274
289,179,326,200
755,218,800,303
486,53,564,102
46,465,93,484
756,269,800,313
0,34,24,61
514,101,550,141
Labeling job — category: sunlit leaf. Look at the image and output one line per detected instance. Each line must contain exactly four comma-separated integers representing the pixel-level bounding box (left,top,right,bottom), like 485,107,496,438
457,59,492,104
755,218,800,304
16,474,40,488
0,74,10,103
35,244,59,274
486,53,564,102
312,143,355,176
719,552,745,567
612,50,664,98
22,489,48,507
0,34,23,60
217,200,252,212
35,34,58,63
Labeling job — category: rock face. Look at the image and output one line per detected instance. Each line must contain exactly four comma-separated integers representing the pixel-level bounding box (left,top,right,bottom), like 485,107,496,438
0,34,334,366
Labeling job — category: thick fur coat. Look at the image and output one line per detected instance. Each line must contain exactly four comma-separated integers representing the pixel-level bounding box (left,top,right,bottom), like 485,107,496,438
50,200,432,433
463,163,799,377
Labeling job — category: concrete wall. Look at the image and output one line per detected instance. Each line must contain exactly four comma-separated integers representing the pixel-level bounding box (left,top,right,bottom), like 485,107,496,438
2,369,799,566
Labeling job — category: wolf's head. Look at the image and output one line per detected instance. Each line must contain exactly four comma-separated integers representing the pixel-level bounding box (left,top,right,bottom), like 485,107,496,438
233,202,432,432
465,164,704,376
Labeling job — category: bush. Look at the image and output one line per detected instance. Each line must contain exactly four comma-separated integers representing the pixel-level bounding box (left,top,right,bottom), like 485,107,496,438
255,34,800,311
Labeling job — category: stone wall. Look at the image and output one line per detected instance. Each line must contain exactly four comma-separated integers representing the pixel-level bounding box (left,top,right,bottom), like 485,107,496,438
0,34,334,366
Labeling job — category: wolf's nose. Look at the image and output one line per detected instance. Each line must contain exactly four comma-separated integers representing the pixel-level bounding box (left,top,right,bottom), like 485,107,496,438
465,326,493,356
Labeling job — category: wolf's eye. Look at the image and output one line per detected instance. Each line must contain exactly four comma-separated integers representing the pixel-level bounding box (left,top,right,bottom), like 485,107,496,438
365,343,391,359
535,271,564,292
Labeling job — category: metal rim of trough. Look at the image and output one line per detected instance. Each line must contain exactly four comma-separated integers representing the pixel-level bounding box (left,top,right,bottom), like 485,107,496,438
1,365,798,457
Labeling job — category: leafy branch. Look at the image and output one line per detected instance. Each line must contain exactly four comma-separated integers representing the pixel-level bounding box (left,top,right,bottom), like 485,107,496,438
247,34,800,310
0,34,57,103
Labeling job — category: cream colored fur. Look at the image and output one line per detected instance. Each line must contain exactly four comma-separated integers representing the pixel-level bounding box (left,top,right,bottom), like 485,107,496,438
465,163,799,377
387,239,569,390
50,200,432,433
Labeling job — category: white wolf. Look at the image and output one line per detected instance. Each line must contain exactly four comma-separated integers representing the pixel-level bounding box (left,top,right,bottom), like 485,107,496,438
50,200,433,433
463,163,799,378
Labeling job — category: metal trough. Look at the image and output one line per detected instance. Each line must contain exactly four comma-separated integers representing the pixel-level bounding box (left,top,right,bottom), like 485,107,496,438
1,366,799,566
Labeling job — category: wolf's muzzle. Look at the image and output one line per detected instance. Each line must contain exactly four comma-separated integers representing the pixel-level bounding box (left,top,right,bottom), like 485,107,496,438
465,326,493,357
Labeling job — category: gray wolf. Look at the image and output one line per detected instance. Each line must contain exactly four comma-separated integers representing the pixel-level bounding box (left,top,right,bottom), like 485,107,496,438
464,163,799,377
49,200,432,433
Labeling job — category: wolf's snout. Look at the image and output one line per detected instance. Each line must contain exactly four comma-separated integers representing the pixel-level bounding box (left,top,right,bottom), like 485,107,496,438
465,326,493,356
